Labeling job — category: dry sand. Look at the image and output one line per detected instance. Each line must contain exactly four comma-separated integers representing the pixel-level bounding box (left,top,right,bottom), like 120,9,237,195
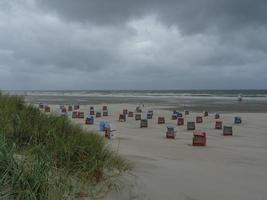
50,103,267,200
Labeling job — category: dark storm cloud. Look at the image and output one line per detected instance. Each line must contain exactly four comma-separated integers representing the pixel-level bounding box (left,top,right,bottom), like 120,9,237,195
38,0,267,33
0,0,267,89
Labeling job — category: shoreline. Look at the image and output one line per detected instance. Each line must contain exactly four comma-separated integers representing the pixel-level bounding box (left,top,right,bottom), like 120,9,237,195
25,94,267,113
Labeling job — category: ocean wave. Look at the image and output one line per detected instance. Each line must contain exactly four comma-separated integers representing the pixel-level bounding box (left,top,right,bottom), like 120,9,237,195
6,90,267,100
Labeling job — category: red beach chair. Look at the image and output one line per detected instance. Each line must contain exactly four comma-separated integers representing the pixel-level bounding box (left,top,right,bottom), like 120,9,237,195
192,131,207,146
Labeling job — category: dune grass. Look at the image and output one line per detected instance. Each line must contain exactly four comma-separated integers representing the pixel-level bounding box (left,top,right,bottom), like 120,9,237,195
0,92,132,199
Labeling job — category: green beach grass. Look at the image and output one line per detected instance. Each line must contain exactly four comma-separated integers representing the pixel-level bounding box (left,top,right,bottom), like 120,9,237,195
0,92,132,199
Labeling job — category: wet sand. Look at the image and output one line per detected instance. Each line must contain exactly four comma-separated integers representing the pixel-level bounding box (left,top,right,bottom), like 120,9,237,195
26,94,267,113
46,103,267,200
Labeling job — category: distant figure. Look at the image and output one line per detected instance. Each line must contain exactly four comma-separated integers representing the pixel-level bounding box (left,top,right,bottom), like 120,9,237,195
238,94,243,101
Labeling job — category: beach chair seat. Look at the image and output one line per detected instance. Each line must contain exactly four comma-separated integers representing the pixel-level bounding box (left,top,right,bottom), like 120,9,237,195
78,112,84,119
234,117,242,124
140,119,148,128
74,104,80,110
119,114,126,122
90,110,95,115
103,110,108,116
72,111,78,118
177,117,184,126
172,114,177,120
96,112,101,118
158,117,165,124
128,111,134,117
102,106,108,111
68,105,73,112
215,121,222,129
184,110,189,115
166,126,176,139
223,126,233,136
85,116,94,125
147,113,153,119
123,109,128,115
135,113,141,121
196,116,203,123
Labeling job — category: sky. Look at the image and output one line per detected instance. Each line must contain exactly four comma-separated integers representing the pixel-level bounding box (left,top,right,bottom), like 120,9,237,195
0,0,267,90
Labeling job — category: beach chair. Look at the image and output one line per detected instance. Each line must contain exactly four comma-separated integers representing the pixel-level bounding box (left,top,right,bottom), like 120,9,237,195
103,110,108,117
140,119,148,128
173,111,182,117
148,110,154,115
68,105,73,112
72,111,78,119
147,112,153,119
158,117,165,124
177,117,184,126
234,117,242,124
172,114,178,120
135,113,141,121
96,112,101,118
74,104,80,110
119,114,126,122
215,121,222,129
78,112,84,119
192,131,207,146
214,113,220,119
184,110,189,115
166,126,176,139
85,116,94,125
128,111,134,117
61,107,67,113
44,106,50,112
187,122,195,130
223,126,233,136
123,109,128,115
102,106,108,111
90,107,94,115
90,110,95,115
196,116,203,123
177,112,183,118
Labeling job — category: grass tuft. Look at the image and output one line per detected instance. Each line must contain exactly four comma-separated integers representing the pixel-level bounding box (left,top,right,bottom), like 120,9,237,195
0,92,132,199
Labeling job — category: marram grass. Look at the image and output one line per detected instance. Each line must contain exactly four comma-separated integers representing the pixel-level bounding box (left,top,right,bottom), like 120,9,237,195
0,92,132,199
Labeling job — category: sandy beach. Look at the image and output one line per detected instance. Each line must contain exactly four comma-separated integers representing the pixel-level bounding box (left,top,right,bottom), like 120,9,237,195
46,102,267,200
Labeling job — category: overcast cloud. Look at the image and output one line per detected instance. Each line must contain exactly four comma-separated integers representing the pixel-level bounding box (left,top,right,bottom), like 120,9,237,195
0,0,267,90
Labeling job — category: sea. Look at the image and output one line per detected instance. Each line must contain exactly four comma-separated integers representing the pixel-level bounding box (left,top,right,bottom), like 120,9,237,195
4,90,267,113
